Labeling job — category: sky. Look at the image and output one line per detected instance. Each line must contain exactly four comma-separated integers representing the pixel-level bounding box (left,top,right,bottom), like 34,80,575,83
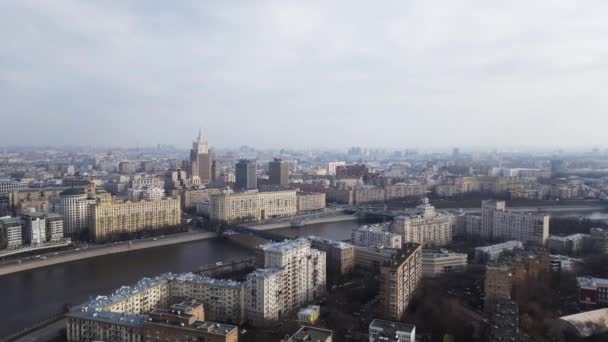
1,0,607,149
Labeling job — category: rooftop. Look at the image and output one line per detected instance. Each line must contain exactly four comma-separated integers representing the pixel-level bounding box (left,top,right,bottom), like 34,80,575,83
548,233,589,242
369,319,415,338
289,326,333,342
475,241,523,253
0,217,23,225
60,187,86,196
145,320,238,336
308,236,354,250
259,238,310,253
560,308,608,338
577,276,608,289
382,243,421,268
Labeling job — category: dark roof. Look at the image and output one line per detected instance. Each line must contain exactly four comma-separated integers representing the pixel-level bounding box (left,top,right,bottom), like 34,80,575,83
60,188,86,196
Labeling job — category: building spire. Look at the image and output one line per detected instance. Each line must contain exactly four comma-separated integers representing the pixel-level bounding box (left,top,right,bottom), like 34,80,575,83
198,128,202,142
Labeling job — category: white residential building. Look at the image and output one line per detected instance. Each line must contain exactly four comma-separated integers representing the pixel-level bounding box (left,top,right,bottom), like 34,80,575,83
59,188,90,239
393,198,453,247
481,200,549,245
352,224,402,248
248,239,326,326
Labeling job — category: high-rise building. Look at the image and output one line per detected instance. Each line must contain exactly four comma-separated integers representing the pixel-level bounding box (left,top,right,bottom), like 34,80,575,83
45,212,64,242
212,160,222,183
269,158,289,186
326,161,346,176
22,211,47,245
0,179,28,194
190,129,212,183
379,244,422,321
235,159,257,190
59,188,90,239
393,198,453,247
247,239,326,326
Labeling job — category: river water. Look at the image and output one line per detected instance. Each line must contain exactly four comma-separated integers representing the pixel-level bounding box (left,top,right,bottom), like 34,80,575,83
0,219,370,337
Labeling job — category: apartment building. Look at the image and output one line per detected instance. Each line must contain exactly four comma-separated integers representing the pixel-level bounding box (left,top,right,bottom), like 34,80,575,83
384,183,426,200
0,217,23,249
90,197,181,241
379,244,422,321
578,276,608,310
209,190,297,223
66,274,239,342
248,239,326,326
481,200,549,245
308,236,356,275
369,319,416,342
352,224,402,249
393,198,453,247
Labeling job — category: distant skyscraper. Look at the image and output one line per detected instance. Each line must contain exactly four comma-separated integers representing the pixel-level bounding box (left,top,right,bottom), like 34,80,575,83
452,147,460,159
189,130,211,183
268,158,289,186
235,159,257,190
211,160,222,183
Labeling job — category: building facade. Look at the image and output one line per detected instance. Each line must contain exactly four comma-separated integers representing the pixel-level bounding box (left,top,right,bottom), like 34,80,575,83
352,224,402,249
308,236,356,275
190,130,212,183
235,159,257,190
379,244,422,321
59,188,90,239
481,200,549,245
90,198,181,241
269,158,289,186
248,239,326,326
421,249,468,277
296,192,326,213
210,190,297,223
393,198,453,247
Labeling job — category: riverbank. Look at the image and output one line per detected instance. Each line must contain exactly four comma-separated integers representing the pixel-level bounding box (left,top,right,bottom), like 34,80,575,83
249,213,359,230
0,231,217,277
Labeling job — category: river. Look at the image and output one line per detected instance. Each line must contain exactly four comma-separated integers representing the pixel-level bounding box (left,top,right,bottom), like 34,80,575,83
0,219,372,337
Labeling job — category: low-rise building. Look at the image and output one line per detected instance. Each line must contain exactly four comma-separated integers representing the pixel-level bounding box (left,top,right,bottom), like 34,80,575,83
369,319,416,342
578,276,608,310
297,305,320,325
474,241,523,263
421,249,467,277
352,224,402,249
550,254,577,273
287,326,333,342
547,234,589,256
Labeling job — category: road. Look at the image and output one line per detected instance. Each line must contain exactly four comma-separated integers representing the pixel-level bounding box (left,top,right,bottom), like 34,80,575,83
9,319,65,342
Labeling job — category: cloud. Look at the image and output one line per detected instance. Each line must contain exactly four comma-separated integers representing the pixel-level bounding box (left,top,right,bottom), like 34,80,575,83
0,0,607,148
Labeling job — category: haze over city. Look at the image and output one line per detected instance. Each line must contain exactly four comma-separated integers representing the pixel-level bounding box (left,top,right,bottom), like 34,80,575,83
2,0,608,148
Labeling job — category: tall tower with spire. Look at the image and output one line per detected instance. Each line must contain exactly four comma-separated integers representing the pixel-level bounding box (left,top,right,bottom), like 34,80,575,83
190,129,211,183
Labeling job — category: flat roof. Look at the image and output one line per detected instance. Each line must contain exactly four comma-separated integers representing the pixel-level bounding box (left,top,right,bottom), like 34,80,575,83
259,238,309,253
290,326,332,341
577,276,608,289
369,319,415,337
308,236,354,250
145,320,237,336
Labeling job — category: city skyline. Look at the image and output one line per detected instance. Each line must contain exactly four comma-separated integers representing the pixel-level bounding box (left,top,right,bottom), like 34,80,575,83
2,1,608,148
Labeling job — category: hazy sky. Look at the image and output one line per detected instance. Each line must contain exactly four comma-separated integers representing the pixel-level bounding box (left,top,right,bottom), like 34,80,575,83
1,1,607,149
